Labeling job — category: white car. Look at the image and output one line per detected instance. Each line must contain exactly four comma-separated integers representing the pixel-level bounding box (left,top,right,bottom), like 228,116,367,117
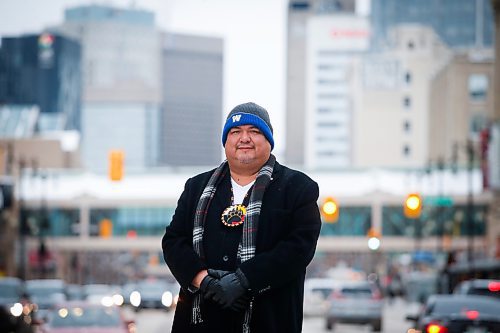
303,278,339,317
325,280,383,332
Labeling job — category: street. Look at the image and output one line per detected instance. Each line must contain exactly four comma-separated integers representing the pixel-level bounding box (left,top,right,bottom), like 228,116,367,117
129,297,418,333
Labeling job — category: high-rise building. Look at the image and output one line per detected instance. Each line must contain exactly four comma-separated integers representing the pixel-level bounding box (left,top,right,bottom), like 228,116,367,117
305,14,370,169
286,0,495,169
161,33,224,166
0,33,82,131
354,25,454,168
55,4,163,172
55,4,224,171
285,0,358,167
371,0,495,50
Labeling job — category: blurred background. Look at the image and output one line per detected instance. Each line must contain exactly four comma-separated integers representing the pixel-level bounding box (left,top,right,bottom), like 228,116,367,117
0,0,499,332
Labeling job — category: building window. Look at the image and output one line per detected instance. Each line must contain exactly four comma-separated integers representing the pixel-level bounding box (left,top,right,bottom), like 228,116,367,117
403,96,411,109
404,71,412,84
407,40,415,50
469,114,487,139
403,145,411,156
403,121,411,133
468,74,488,101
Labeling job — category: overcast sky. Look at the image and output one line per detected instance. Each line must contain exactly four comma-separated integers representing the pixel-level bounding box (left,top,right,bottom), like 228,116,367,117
0,0,288,155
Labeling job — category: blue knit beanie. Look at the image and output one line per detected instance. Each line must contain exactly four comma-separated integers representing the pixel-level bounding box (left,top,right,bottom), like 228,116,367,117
222,102,274,150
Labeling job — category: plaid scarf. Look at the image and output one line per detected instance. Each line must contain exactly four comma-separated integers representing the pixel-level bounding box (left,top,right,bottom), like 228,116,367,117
192,154,276,332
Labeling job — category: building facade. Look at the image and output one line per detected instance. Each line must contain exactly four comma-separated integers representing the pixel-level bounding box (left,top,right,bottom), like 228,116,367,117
56,4,163,172
286,0,495,170
285,0,357,166
161,33,224,166
14,167,492,282
370,0,495,50
354,25,454,168
429,50,495,166
305,14,370,169
0,33,82,131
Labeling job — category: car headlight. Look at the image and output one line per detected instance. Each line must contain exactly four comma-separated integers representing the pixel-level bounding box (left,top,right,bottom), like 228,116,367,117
113,294,124,306
130,291,141,307
10,303,23,317
101,296,114,307
162,291,173,307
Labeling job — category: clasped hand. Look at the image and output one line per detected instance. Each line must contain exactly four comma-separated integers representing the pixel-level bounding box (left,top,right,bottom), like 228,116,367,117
200,268,250,311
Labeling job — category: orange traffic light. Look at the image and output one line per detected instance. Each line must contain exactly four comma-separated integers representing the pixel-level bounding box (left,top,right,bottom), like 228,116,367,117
321,197,339,223
367,227,381,251
99,219,113,238
108,150,124,181
404,193,422,219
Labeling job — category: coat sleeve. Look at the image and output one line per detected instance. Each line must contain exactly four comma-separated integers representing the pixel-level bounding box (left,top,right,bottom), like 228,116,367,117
162,178,207,289
238,177,321,294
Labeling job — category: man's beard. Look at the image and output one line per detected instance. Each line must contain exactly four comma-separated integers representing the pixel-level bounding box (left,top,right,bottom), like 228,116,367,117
237,155,254,164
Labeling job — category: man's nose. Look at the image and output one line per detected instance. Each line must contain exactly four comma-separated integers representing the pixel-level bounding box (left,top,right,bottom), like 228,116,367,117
239,130,251,141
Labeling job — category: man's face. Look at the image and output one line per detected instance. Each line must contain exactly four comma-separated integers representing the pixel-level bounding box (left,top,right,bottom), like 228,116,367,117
224,125,271,169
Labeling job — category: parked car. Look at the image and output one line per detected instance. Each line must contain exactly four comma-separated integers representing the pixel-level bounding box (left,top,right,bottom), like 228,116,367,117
0,277,34,333
26,279,67,320
406,294,500,333
33,300,135,333
129,279,179,311
453,279,500,299
121,282,137,306
303,278,339,317
325,280,383,331
66,284,84,301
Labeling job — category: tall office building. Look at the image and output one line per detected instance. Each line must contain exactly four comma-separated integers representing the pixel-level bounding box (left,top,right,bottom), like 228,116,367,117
161,33,223,166
55,4,163,172
305,14,369,169
371,0,495,50
0,33,81,131
285,0,358,167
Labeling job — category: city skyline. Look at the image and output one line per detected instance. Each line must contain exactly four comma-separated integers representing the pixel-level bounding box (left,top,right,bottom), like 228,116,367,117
0,0,288,156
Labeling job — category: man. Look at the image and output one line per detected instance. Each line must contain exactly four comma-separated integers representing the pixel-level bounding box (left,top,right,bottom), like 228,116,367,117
162,102,321,332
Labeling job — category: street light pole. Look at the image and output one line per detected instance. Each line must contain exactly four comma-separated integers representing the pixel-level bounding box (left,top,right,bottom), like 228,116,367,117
436,157,445,254
17,158,27,280
466,139,475,264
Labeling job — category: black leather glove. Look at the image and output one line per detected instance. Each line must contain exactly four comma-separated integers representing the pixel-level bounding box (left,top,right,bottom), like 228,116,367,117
199,274,218,299
207,268,250,310
207,269,232,279
199,269,232,299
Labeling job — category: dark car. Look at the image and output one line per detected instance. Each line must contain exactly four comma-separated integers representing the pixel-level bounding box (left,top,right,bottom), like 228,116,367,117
406,294,500,333
325,280,383,332
453,279,500,299
34,300,135,333
0,277,34,333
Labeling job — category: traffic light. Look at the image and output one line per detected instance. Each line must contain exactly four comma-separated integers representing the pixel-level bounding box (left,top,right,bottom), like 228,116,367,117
108,150,124,181
367,227,381,251
404,193,422,219
99,219,113,238
321,197,339,223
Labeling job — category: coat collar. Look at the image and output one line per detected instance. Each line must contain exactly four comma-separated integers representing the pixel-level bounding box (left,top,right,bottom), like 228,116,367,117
214,159,282,207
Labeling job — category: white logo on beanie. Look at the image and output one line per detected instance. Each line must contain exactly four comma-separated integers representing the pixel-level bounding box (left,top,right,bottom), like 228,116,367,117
232,114,242,122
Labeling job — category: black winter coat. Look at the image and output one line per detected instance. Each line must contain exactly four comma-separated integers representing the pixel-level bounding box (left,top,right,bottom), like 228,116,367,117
162,161,321,333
